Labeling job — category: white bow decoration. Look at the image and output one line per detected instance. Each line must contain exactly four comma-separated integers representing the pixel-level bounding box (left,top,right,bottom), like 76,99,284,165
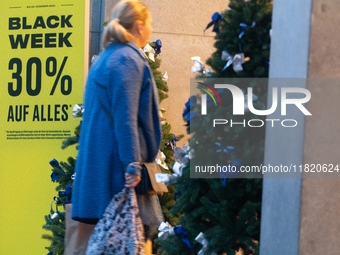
143,44,155,62
158,222,174,240
182,144,195,160
174,145,192,164
155,162,184,185
155,144,194,185
191,56,203,73
155,150,168,170
191,56,211,76
221,51,249,73
72,104,84,119
162,71,168,81
195,232,217,255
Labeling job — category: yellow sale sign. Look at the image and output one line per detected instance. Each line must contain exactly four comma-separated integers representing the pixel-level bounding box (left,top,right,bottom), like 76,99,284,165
0,1,88,253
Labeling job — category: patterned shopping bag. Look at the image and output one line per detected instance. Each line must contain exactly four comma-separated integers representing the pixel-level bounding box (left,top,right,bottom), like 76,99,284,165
85,188,145,255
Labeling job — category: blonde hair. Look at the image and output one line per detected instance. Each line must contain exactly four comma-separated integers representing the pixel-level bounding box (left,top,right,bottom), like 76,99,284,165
102,0,150,48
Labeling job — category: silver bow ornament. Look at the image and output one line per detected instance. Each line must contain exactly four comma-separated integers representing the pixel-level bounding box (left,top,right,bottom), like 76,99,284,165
72,104,84,119
155,161,184,185
195,232,217,255
155,150,168,170
155,144,193,185
221,51,250,72
174,144,194,163
143,44,155,62
191,56,211,77
162,71,168,81
205,68,211,77
158,222,174,239
183,144,195,160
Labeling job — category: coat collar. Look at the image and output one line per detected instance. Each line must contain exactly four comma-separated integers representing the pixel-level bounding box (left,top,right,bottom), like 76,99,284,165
125,41,148,61
108,41,148,61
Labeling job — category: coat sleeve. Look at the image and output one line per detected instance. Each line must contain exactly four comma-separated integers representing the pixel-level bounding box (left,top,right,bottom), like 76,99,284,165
108,55,144,176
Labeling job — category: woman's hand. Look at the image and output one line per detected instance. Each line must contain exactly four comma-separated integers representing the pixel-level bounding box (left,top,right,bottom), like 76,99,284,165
124,173,141,188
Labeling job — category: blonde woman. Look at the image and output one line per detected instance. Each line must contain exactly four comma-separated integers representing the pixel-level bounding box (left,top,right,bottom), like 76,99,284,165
72,1,163,254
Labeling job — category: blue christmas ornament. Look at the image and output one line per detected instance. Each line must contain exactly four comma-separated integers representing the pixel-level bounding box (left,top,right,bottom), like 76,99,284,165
173,226,193,250
54,196,63,206
165,134,179,150
58,184,72,204
204,12,223,34
50,172,60,182
214,142,236,155
182,96,197,117
239,21,256,39
238,21,256,51
49,159,64,171
238,23,247,40
49,159,65,182
152,39,162,54
265,58,270,70
183,96,198,126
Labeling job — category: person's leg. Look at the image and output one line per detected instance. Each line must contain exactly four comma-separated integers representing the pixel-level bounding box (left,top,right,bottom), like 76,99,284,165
65,204,96,255
143,225,158,255
145,239,152,255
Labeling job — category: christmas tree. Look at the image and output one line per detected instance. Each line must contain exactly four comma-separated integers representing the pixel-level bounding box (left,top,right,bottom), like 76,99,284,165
145,41,183,228
156,0,272,254
42,40,182,254
41,157,75,255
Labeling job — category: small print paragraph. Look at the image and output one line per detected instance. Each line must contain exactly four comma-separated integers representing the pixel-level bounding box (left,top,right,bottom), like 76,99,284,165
6,130,71,140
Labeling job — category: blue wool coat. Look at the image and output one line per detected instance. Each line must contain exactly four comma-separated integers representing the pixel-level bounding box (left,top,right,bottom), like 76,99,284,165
71,41,162,222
